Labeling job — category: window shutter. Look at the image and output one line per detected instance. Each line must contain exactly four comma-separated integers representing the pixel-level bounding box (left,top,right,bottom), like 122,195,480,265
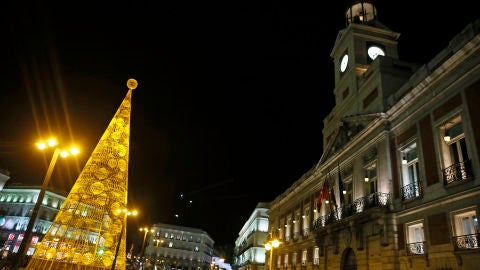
428,212,450,245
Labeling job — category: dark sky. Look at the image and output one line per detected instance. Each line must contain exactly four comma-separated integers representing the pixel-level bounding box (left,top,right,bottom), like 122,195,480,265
1,0,478,255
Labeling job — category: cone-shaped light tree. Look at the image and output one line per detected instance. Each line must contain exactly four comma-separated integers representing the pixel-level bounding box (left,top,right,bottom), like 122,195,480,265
25,79,138,270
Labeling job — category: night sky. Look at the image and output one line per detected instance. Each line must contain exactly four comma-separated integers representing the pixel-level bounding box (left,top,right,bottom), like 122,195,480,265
1,0,478,257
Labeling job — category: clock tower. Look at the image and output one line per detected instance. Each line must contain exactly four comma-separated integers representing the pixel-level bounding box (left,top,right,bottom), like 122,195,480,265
322,0,419,156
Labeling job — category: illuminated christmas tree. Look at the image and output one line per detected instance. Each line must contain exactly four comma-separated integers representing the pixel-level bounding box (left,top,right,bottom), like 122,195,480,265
25,79,138,270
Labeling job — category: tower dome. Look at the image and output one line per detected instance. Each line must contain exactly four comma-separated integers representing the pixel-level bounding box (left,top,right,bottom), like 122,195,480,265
345,1,377,25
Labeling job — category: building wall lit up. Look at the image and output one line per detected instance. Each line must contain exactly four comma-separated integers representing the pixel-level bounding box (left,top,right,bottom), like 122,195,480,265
0,185,66,257
266,2,480,270
234,202,270,270
143,222,215,270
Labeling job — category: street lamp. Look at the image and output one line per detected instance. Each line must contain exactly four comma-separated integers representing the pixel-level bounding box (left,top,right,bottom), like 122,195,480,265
13,138,79,269
139,227,154,260
153,238,163,265
111,208,138,270
264,239,280,270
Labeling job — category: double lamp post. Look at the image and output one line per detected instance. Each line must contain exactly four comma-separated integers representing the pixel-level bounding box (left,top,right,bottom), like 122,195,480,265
264,239,280,270
13,138,79,269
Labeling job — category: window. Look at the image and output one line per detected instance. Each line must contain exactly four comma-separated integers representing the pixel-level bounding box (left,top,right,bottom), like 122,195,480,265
453,209,479,249
302,207,310,237
313,247,320,265
285,216,291,242
364,163,377,194
301,250,307,265
277,254,281,268
284,253,289,268
278,226,284,240
400,142,421,200
169,242,173,248
406,221,425,255
441,116,472,184
292,252,297,266
343,178,353,204
293,212,300,240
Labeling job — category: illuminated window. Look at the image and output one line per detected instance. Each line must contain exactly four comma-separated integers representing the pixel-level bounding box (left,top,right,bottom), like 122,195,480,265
400,142,421,200
452,209,479,249
313,247,319,265
441,116,471,184
301,250,307,265
302,207,310,236
406,221,425,255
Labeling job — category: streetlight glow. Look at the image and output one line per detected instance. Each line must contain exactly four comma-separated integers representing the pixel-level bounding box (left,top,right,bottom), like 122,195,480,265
14,138,78,269
47,138,58,147
140,226,155,261
264,239,281,270
111,207,138,270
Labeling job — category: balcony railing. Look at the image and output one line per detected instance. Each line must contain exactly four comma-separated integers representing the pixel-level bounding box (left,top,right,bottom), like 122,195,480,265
443,160,473,185
312,192,390,230
406,241,425,255
401,181,422,201
453,233,480,251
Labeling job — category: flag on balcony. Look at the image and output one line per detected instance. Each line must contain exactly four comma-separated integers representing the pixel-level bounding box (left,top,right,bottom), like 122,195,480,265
317,179,329,211
338,163,344,205
329,174,337,210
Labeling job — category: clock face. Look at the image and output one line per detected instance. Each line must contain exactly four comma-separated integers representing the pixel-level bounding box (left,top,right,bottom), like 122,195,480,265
368,46,385,60
340,54,349,72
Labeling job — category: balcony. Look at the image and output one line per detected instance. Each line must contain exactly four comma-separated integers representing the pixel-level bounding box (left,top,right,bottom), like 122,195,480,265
443,160,473,185
312,192,390,230
453,233,480,251
406,241,425,255
401,181,423,201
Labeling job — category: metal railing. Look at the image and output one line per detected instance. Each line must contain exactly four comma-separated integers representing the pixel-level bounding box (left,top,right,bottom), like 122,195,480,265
313,192,390,230
406,241,425,255
443,160,473,185
401,181,422,201
453,233,480,250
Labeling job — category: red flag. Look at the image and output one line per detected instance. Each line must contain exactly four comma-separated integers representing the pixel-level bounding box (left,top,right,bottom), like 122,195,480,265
317,180,329,210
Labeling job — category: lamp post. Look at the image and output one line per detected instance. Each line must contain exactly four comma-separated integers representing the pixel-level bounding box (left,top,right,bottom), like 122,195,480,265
264,239,280,270
139,227,154,260
14,138,78,269
152,238,163,266
111,208,137,270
